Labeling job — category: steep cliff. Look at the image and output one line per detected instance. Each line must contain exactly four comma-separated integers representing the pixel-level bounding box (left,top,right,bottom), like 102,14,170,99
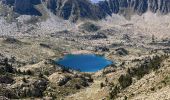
47,0,106,22
1,0,170,21
2,0,42,15
97,0,170,15
2,0,14,6
14,0,42,15
46,0,170,21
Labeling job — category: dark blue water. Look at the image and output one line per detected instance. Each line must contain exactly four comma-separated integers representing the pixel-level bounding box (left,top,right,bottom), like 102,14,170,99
56,54,112,72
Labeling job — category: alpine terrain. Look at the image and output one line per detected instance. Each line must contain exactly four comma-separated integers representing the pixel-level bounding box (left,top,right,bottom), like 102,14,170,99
0,0,170,100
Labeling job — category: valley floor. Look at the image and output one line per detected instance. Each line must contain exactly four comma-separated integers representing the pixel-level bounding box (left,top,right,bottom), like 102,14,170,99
0,18,170,99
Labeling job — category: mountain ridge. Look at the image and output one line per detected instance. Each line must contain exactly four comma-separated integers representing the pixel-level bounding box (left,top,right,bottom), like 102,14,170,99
1,0,170,22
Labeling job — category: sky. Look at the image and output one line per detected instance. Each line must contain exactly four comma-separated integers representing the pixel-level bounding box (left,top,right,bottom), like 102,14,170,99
91,0,104,3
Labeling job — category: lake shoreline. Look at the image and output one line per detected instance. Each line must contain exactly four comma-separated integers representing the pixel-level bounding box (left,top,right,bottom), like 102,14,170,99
56,54,113,72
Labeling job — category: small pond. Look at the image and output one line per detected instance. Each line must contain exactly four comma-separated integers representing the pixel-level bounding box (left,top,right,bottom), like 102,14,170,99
56,54,112,72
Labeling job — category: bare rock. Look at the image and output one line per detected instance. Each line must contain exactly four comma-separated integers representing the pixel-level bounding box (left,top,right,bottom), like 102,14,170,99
48,72,71,86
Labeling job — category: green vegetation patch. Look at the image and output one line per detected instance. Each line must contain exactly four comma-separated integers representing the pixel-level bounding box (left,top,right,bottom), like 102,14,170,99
79,22,101,32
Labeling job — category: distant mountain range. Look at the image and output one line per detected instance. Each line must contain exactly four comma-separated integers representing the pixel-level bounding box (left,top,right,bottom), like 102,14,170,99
1,0,170,22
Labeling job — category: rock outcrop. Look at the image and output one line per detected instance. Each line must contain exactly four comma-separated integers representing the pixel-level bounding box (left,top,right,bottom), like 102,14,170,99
48,72,71,86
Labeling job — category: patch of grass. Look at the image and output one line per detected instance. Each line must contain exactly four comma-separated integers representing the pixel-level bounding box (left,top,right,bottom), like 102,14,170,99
118,74,132,89
161,75,170,85
128,55,168,79
79,22,101,32
3,37,22,44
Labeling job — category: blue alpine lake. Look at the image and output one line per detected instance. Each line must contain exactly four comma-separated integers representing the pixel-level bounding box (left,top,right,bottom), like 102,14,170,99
56,54,113,72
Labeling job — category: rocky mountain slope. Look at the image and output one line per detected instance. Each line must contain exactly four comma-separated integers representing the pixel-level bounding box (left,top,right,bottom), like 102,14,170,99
2,0,42,15
1,0,170,22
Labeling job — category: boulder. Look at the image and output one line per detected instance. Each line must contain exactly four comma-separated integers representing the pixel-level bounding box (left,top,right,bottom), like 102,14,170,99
48,72,71,86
